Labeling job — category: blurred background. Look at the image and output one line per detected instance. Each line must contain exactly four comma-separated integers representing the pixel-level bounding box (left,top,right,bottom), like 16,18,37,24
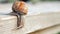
0,0,60,34
0,0,60,3
0,0,60,15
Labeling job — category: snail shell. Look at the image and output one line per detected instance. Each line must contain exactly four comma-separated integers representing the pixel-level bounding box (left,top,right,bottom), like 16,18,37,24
12,1,28,15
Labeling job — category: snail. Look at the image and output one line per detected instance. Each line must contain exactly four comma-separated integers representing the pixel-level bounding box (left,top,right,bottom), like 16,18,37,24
12,0,28,29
